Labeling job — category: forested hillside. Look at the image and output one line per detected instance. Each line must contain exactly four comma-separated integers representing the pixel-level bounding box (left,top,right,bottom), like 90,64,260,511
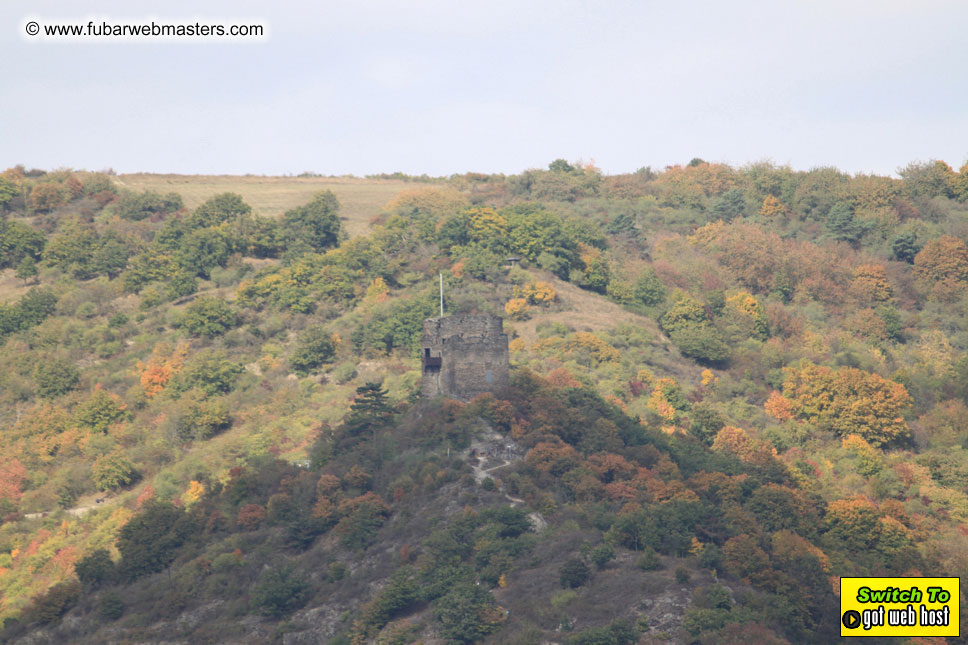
1,159,968,643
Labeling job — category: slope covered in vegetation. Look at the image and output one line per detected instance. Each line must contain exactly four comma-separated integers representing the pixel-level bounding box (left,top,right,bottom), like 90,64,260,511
1,158,968,642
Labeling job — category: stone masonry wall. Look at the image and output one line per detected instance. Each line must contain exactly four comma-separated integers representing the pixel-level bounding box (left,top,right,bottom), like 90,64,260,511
421,314,509,400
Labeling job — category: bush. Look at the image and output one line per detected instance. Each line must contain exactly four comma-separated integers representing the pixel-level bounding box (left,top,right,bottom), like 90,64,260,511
675,567,691,583
116,190,183,221
250,565,310,617
635,548,661,571
559,557,591,588
567,620,636,645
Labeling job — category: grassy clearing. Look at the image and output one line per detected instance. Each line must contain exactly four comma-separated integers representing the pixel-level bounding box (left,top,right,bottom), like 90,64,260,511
116,174,416,238
510,276,665,346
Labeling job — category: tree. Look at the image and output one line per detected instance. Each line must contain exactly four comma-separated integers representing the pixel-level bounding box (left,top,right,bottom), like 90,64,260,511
28,182,66,212
75,548,116,588
74,386,127,434
15,256,37,284
0,220,45,269
633,268,666,306
913,235,968,285
825,202,868,246
173,349,243,396
710,189,746,221
759,194,787,218
290,325,337,374
189,192,251,228
177,226,231,278
770,363,912,446
34,358,80,398
281,191,342,255
180,296,239,337
891,230,921,263
92,449,138,491
117,500,193,581
434,582,502,644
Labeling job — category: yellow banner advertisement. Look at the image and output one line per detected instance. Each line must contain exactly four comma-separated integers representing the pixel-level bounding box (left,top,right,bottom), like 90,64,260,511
840,577,960,637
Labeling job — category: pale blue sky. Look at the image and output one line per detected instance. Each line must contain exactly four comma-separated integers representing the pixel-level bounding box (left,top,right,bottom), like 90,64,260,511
2,0,966,176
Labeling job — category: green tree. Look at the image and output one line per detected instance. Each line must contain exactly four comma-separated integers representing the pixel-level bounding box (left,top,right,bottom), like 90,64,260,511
173,349,244,396
891,230,921,264
0,220,45,269
189,192,251,229
633,268,666,306
281,191,342,255
75,548,116,588
180,296,239,337
91,449,138,491
116,500,193,581
177,226,232,278
74,387,127,434
291,326,337,374
710,189,746,221
825,202,868,246
34,358,80,398
15,256,38,284
434,583,501,644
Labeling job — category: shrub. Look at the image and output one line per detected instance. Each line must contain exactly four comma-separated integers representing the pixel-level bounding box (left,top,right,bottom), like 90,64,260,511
559,557,590,588
98,591,124,621
635,548,661,571
116,190,183,221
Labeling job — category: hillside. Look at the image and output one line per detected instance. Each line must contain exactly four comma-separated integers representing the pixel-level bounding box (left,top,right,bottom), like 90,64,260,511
0,160,968,643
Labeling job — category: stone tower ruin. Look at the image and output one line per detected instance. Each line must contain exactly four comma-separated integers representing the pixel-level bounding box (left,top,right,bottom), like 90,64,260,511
420,314,510,400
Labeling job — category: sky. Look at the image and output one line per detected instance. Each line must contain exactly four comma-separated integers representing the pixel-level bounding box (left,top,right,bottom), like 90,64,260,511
2,0,967,177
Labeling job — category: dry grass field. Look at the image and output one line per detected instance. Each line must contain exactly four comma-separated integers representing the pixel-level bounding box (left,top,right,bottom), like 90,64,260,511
116,174,419,238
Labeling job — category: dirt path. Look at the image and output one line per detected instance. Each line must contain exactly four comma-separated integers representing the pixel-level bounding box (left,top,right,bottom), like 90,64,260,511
23,495,113,520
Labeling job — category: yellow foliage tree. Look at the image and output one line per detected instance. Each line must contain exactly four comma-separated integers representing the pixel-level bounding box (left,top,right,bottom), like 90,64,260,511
850,264,893,303
759,194,787,218
182,480,205,508
771,363,912,446
504,298,531,320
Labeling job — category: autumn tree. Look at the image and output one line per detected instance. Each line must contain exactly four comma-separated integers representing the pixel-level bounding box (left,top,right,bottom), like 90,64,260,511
913,235,968,291
768,363,912,446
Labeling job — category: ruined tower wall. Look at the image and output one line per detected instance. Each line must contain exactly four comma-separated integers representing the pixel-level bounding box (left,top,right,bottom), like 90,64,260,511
421,314,509,400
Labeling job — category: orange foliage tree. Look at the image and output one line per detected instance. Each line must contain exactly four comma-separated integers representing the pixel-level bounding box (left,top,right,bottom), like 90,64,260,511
769,363,912,446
